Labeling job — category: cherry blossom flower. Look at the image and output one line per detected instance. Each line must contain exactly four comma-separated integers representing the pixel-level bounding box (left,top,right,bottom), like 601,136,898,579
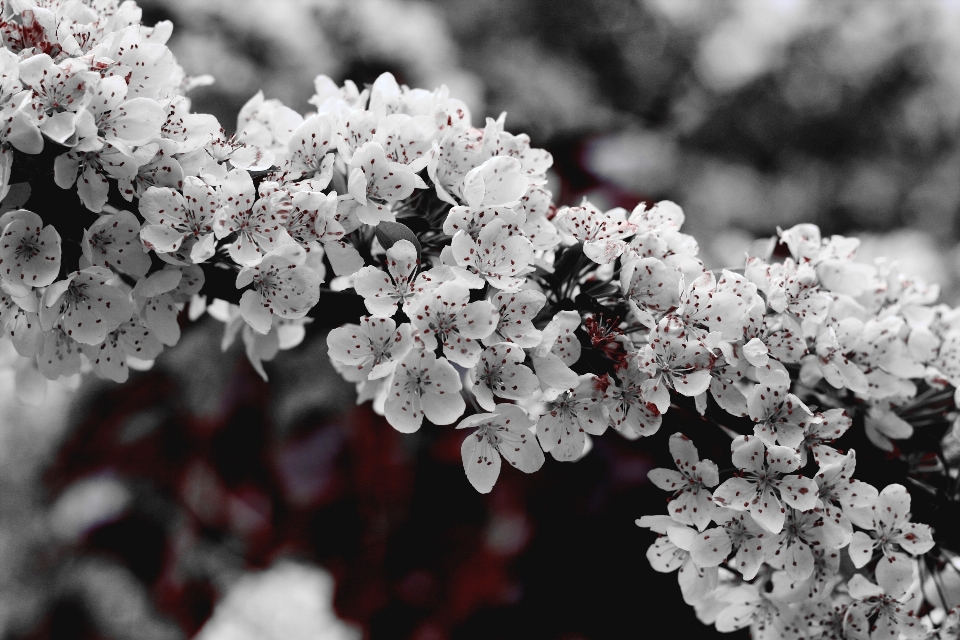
1,289,42,356
518,186,560,251
281,113,336,185
620,256,681,328
848,483,934,569
81,318,165,383
37,327,82,380
638,315,716,412
708,353,751,418
637,520,719,606
139,177,219,262
747,370,814,449
237,244,321,334
0,66,42,201
678,270,758,341
627,200,698,259
813,319,871,395
326,316,414,381
409,279,496,367
746,257,830,331
81,209,150,277
117,140,185,201
347,140,424,225
235,90,302,151
286,190,363,276
427,118,497,205
530,310,581,398
442,203,522,240
214,169,292,266
449,221,534,291
385,347,464,433
690,508,772,580
374,112,438,172
844,569,925,640
535,375,606,461
712,435,818,534
17,52,98,145
797,408,852,466
713,584,803,638
54,143,142,213
460,156,529,210
159,95,220,155
0,209,61,295
814,450,878,547
764,507,845,582
555,202,636,265
458,403,543,494
353,239,443,317
489,289,545,347
770,545,842,603
601,363,663,439
53,75,164,210
468,342,538,410
40,266,132,345
648,433,719,530
131,266,203,346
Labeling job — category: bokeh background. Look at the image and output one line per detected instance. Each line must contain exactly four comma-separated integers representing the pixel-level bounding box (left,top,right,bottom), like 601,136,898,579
4,1,960,638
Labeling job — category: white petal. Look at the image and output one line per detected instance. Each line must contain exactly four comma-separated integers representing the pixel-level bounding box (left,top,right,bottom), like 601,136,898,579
461,431,500,494
239,289,272,334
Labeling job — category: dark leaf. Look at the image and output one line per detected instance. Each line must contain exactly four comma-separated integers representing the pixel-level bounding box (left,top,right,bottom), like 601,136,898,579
375,221,422,260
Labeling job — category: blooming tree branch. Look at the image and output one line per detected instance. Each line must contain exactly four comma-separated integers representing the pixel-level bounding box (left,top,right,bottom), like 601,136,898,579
0,2,958,636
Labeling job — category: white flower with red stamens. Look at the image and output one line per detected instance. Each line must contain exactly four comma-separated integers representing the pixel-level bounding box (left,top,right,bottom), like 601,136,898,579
236,244,321,334
214,169,293,266
41,266,132,345
711,435,818,534
468,342,538,410
326,316,414,381
409,279,496,367
457,403,543,494
648,433,718,530
555,201,636,265
536,375,607,462
347,140,425,225
385,347,464,433
0,209,61,295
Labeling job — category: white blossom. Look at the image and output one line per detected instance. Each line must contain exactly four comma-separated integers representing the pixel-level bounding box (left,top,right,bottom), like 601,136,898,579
711,435,818,534
457,403,543,494
237,244,321,334
214,169,292,266
450,221,534,291
326,316,414,381
555,202,636,265
409,279,496,367
347,140,424,225
81,208,151,277
139,177,219,262
848,483,935,569
648,433,718,530
41,266,132,345
536,375,606,461
468,342,538,410
384,347,464,433
0,209,61,294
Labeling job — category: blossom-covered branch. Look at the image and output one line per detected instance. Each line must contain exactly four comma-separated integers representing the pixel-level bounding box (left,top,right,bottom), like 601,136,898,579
0,2,958,636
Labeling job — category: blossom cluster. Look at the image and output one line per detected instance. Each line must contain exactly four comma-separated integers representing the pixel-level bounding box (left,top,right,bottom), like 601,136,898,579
0,2,957,636
639,433,946,639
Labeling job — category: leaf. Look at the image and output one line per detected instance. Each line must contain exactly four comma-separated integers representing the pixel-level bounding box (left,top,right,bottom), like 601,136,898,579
551,243,584,281
375,221,422,261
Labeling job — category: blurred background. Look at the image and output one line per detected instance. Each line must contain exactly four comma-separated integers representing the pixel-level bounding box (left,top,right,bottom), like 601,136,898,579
5,0,960,638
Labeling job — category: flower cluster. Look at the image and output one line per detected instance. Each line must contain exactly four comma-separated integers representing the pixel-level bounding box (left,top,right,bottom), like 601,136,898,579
0,3,958,636
639,433,943,639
